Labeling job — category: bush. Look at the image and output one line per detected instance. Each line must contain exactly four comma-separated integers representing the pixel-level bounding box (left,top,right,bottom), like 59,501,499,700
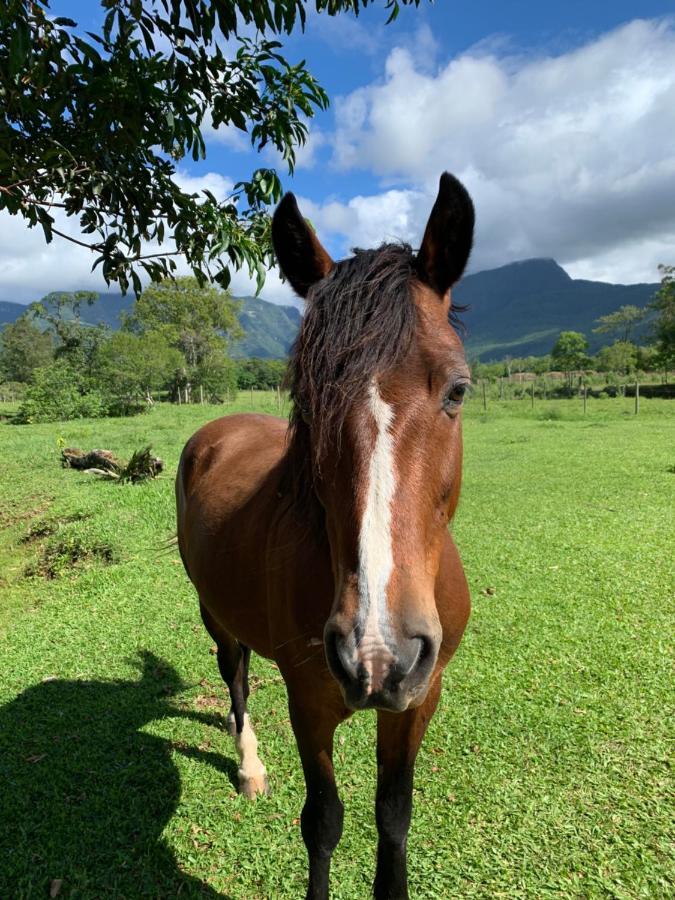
538,407,563,421
0,381,28,402
15,360,107,423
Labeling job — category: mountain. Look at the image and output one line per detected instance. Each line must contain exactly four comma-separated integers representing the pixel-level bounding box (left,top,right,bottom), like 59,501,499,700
0,260,660,361
232,296,302,358
0,293,131,329
455,258,658,360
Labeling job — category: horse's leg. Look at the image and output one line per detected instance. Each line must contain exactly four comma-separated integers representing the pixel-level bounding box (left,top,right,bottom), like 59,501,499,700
200,604,269,799
373,677,443,900
289,691,347,900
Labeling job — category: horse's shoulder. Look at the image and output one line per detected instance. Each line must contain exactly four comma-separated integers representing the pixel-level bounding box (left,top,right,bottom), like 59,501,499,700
179,414,288,497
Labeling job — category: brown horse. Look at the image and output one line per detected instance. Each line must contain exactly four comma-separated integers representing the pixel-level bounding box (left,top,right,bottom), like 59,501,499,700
176,172,474,899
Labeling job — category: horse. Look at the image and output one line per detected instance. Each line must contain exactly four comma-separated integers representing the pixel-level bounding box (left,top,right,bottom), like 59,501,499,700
176,172,475,900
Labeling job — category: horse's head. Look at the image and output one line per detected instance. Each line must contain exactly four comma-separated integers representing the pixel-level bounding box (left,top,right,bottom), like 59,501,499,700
273,173,474,712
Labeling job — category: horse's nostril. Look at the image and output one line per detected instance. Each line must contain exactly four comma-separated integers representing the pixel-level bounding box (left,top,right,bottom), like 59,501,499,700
324,627,357,685
415,634,433,667
391,633,437,686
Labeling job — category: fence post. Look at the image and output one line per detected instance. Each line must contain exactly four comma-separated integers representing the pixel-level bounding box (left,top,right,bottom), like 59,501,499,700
482,380,487,411
531,380,535,409
583,386,587,415
199,384,204,405
499,377,504,401
635,380,639,415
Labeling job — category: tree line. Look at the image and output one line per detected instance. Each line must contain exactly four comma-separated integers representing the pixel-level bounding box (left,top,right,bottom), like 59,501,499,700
1,266,673,420
472,274,674,390
0,278,289,422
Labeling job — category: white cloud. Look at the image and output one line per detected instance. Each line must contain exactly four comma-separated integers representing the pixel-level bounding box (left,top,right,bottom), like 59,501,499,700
0,170,288,306
229,264,298,306
322,18,675,282
172,170,234,200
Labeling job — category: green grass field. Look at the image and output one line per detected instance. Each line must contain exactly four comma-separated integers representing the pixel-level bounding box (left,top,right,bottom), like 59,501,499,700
0,394,673,899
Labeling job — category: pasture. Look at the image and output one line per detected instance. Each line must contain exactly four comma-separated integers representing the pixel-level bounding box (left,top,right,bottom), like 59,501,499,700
0,394,672,898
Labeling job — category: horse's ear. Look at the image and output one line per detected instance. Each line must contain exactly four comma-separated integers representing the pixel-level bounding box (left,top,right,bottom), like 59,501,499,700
416,172,475,297
272,193,334,298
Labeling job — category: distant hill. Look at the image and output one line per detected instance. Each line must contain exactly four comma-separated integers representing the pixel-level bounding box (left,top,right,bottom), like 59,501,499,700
232,296,302,359
0,293,130,329
1,259,660,361
455,258,658,360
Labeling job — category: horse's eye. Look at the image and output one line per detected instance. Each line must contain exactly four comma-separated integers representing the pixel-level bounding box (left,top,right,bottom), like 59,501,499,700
442,380,469,415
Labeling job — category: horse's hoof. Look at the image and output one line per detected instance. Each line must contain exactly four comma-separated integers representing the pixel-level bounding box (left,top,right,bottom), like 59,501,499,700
238,772,270,799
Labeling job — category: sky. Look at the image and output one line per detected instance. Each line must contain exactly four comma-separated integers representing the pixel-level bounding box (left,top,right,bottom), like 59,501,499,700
2,0,675,306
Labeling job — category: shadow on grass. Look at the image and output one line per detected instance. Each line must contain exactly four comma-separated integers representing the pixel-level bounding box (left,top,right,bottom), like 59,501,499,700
0,651,237,898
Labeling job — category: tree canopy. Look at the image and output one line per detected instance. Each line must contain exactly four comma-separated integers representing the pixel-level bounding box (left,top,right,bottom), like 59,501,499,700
0,314,53,382
551,331,589,378
650,265,675,369
0,1,421,294
593,305,646,343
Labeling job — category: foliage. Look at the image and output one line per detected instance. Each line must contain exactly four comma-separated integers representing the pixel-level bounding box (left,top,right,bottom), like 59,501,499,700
551,331,589,381
650,264,675,369
0,314,53,382
0,398,672,896
235,356,287,389
95,330,183,411
126,277,241,363
15,358,107,423
117,445,164,483
126,276,243,401
29,291,110,377
593,304,646,342
192,353,238,401
0,0,419,293
595,340,637,375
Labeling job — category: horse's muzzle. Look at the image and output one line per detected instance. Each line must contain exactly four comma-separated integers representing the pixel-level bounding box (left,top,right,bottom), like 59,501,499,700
324,620,440,712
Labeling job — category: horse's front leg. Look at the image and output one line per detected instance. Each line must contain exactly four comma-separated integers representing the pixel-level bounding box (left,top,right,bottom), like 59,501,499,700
373,676,443,900
289,689,349,900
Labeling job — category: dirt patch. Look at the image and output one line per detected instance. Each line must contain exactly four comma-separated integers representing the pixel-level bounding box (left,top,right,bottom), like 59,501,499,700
21,513,91,544
25,536,115,579
0,497,54,530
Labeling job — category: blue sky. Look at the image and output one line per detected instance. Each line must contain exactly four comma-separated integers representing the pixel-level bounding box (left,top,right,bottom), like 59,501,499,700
3,1,675,304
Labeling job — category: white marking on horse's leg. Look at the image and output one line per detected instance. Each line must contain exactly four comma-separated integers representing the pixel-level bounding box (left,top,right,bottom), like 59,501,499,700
233,713,269,799
357,379,397,692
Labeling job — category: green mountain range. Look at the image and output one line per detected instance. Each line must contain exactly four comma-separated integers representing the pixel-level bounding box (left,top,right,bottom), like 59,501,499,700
0,259,660,361
455,258,658,359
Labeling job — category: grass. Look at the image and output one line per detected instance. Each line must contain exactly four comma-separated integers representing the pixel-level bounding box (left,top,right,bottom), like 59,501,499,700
0,392,673,898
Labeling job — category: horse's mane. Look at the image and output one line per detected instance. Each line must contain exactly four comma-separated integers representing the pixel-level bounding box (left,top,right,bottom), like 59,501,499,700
281,242,463,523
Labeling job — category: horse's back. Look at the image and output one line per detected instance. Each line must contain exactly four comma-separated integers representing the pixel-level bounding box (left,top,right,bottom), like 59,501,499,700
178,413,288,514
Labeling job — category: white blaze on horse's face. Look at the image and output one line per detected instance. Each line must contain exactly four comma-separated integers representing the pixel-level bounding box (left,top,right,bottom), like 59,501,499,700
356,380,397,693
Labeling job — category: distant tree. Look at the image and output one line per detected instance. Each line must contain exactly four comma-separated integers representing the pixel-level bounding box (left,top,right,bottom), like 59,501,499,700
96,331,182,409
15,358,107,423
551,331,589,389
635,344,659,373
28,291,108,378
0,315,53,382
126,277,242,365
595,341,637,376
593,305,647,343
0,0,419,294
235,356,287,390
193,353,238,401
650,265,675,372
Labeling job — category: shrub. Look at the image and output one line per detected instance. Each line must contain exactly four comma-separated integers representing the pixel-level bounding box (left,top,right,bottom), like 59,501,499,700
15,360,107,423
538,407,563,421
